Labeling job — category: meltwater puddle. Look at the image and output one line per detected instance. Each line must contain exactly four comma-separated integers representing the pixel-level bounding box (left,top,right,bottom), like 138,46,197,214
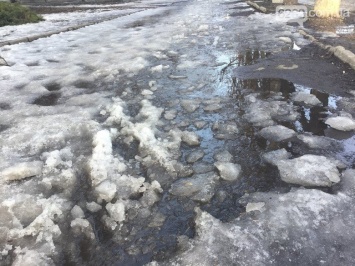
232,77,341,136
232,76,355,168
214,49,271,96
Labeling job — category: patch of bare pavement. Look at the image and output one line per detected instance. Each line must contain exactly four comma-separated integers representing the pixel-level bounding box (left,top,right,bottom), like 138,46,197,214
234,44,355,96
1,0,355,265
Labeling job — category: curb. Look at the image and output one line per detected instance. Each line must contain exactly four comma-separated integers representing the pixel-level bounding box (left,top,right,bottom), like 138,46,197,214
246,1,267,13
0,25,90,47
0,10,140,48
299,29,355,71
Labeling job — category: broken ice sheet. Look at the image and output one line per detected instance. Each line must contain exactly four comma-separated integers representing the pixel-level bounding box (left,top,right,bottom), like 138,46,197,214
155,187,355,265
170,172,219,203
276,155,340,187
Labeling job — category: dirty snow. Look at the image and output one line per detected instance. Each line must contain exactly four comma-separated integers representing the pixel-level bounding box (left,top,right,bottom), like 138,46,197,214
157,188,355,266
0,0,354,264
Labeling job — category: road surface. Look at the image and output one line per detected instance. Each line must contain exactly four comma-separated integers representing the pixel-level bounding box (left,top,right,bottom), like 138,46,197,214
0,0,355,265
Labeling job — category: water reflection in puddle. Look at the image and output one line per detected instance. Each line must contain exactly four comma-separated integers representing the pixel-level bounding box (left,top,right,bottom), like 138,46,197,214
338,135,355,167
232,77,340,136
215,50,270,96
231,77,355,167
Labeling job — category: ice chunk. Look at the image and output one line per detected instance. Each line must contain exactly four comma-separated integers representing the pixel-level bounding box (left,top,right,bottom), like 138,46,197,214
44,150,62,169
278,36,292,43
245,202,265,213
292,92,322,106
113,175,145,200
0,161,43,181
276,155,340,186
181,131,200,146
212,121,239,138
104,97,130,126
180,99,200,113
213,150,233,162
118,99,180,173
164,109,177,120
151,64,163,73
101,215,117,231
9,195,43,227
0,227,9,250
168,75,187,79
259,125,296,142
140,181,163,207
106,201,125,223
172,162,194,177
186,150,205,163
340,169,355,197
89,130,127,195
149,80,158,91
89,130,113,185
0,205,16,229
243,98,298,127
203,103,222,112
194,121,207,129
71,205,85,219
10,196,70,254
148,212,166,228
70,218,94,239
192,162,214,174
95,180,117,202
41,169,76,197
325,116,355,131
214,162,242,181
198,25,209,31
170,172,219,203
262,149,291,166
164,188,354,265
140,189,160,207
222,122,239,134
86,202,102,213
12,249,53,266
297,134,341,149
141,89,154,96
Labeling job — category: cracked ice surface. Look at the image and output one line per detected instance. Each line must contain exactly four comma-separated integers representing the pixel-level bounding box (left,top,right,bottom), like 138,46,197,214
156,186,355,266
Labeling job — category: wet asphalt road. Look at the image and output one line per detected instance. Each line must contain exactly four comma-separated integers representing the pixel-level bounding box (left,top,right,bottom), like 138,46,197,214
1,0,355,265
